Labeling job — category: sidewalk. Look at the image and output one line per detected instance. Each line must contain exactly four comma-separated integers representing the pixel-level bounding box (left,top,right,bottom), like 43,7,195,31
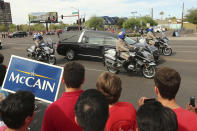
169,36,197,40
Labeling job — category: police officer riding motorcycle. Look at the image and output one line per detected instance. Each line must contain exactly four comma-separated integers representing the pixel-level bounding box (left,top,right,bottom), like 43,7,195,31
104,29,156,78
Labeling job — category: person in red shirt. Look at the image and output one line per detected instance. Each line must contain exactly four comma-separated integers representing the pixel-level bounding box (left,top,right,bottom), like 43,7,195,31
139,67,197,131
75,89,109,131
42,62,85,131
137,100,178,131
97,72,137,131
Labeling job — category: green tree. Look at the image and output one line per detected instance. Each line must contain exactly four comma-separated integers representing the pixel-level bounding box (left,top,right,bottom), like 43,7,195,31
123,17,157,31
116,18,125,29
0,24,7,32
49,24,58,31
169,17,176,20
123,18,140,29
86,16,104,30
32,24,45,31
20,24,29,32
140,17,158,26
185,9,197,24
9,24,17,32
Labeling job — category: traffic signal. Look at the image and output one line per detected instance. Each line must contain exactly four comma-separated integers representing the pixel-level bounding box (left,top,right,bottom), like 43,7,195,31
77,19,81,25
83,18,85,23
61,15,63,19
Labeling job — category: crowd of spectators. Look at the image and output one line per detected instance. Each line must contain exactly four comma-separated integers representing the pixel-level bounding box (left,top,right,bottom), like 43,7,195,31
0,52,197,131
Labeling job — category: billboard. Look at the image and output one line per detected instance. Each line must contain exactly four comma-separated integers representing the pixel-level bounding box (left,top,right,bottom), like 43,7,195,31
29,12,58,23
2,55,63,103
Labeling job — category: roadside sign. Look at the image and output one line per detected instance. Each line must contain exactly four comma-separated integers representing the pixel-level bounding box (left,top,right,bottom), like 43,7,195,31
72,12,79,15
2,55,63,103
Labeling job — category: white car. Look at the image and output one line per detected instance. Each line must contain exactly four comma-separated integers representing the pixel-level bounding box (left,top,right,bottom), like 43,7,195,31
154,26,166,33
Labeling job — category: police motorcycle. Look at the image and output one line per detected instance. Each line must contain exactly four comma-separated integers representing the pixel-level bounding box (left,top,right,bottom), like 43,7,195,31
104,47,156,79
27,37,56,65
136,37,160,63
154,35,172,56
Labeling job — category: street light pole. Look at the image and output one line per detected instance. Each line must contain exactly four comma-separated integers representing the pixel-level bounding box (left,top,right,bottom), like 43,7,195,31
71,7,80,31
181,2,184,30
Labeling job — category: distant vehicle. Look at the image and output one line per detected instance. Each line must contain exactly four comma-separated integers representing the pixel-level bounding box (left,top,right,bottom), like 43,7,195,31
64,26,82,31
8,31,27,38
46,32,55,35
154,26,166,33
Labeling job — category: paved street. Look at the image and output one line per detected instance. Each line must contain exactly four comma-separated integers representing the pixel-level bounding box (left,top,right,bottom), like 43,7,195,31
0,35,197,130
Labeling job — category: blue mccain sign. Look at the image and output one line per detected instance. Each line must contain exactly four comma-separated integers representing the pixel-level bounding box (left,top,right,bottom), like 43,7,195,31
2,55,63,103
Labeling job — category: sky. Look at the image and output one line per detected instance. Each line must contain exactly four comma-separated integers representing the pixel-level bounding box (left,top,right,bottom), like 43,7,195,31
4,0,197,24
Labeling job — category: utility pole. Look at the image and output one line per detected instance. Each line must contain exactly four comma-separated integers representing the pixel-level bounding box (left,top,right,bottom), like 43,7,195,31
77,9,80,31
181,2,184,30
151,8,153,19
71,7,81,31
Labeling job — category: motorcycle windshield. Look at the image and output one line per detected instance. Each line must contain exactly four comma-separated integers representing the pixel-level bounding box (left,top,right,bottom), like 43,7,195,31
44,37,54,48
125,37,136,45
141,50,154,62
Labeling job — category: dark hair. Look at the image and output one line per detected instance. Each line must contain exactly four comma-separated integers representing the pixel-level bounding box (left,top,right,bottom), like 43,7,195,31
75,89,109,131
0,64,6,86
137,101,178,131
0,90,35,129
154,67,181,100
96,72,122,104
63,62,85,88
0,53,4,64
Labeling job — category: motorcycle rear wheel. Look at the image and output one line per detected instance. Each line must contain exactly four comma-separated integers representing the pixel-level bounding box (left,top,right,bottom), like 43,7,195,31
142,65,156,79
163,47,172,56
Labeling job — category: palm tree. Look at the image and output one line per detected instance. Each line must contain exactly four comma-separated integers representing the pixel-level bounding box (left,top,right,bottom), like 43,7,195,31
160,11,164,20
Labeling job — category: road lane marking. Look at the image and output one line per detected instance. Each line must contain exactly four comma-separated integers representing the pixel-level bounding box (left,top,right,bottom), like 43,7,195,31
163,57,197,64
171,45,197,48
58,64,106,72
175,51,197,53
85,68,106,72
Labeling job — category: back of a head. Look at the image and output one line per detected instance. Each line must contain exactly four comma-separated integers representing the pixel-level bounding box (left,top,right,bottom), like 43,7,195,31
137,101,178,131
0,90,35,129
0,53,4,64
0,64,6,86
75,89,109,131
63,62,85,88
96,72,122,105
154,67,181,100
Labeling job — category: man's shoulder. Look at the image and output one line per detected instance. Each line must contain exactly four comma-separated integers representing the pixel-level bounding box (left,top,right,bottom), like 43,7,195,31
111,102,136,113
173,107,197,118
117,102,135,108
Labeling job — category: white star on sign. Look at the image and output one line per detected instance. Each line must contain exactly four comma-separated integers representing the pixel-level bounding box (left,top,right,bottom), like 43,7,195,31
31,72,35,76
